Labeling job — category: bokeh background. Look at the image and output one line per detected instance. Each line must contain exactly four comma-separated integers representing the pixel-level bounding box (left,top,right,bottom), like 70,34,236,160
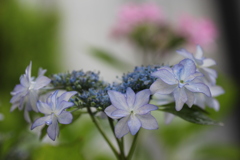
0,0,239,160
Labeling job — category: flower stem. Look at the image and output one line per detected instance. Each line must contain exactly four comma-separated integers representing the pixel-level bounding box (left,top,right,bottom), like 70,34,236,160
87,107,120,160
108,118,125,159
127,131,140,160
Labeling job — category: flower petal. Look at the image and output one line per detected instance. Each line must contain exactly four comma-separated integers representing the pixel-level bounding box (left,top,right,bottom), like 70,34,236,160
34,76,51,90
126,87,135,107
137,113,158,130
56,101,74,115
202,58,216,67
185,83,211,97
152,69,177,85
115,116,130,138
57,91,77,104
128,115,141,135
37,101,52,114
173,88,187,111
150,79,176,95
151,93,174,106
104,105,119,119
206,97,219,111
108,90,128,110
177,49,194,60
133,89,151,109
112,109,129,118
164,113,175,124
47,117,59,141
195,45,203,59
31,115,52,129
178,59,197,80
57,111,73,124
136,104,158,115
185,89,195,107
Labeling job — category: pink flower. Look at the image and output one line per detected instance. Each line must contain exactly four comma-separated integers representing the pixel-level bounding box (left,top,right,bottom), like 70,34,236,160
178,15,217,47
112,3,164,37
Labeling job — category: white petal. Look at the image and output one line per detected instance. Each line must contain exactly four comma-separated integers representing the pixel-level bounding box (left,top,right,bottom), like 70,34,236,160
104,105,119,119
185,89,195,107
56,101,74,115
126,87,135,107
57,91,77,104
108,90,128,110
128,115,141,135
206,97,220,111
164,113,175,124
152,69,177,85
112,109,130,118
177,49,194,60
195,45,203,59
34,76,51,90
137,113,158,129
209,85,224,97
185,83,211,97
194,93,206,109
173,88,187,111
57,111,73,124
133,89,151,110
151,93,174,106
47,117,59,141
136,104,158,115
31,115,51,129
202,58,216,67
115,116,130,138
150,79,177,95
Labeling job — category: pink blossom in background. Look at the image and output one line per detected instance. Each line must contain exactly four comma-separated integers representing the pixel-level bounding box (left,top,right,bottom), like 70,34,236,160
178,15,217,48
112,3,165,37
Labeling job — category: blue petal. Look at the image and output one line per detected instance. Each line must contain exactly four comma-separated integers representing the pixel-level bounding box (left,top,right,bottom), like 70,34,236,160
112,109,129,118
57,91,77,104
150,79,177,95
115,116,130,138
126,87,135,107
178,59,197,80
104,105,119,119
127,115,141,135
185,83,211,97
177,49,194,60
57,111,73,124
136,104,158,115
31,115,52,130
137,113,158,129
133,89,151,110
47,117,59,141
56,101,74,115
185,89,195,107
152,69,177,85
108,90,128,110
37,101,52,114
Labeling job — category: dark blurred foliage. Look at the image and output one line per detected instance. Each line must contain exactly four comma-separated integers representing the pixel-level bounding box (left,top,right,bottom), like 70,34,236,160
0,0,60,159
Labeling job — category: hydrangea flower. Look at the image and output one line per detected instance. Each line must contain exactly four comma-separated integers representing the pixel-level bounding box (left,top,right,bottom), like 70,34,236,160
31,90,77,141
10,62,51,122
105,87,158,138
177,45,217,84
178,15,217,47
150,58,211,111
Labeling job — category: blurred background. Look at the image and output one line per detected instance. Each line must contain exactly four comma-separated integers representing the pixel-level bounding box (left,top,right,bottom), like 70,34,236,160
0,0,239,160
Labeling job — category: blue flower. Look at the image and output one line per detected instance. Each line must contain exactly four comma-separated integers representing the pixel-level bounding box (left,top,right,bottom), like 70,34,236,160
31,90,77,141
10,62,51,122
150,58,211,111
105,87,158,138
177,45,217,84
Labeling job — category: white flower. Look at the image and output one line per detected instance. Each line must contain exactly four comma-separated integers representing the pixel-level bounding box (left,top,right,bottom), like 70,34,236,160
31,90,77,141
105,87,158,138
10,62,51,122
177,45,217,85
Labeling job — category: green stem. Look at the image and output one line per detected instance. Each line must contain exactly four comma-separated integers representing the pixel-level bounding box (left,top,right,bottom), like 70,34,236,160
108,118,125,159
127,131,140,160
87,107,120,160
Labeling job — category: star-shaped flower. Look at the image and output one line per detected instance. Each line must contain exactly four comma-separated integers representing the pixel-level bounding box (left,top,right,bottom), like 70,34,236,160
150,58,211,111
10,62,51,122
177,45,217,84
105,87,158,138
31,90,77,141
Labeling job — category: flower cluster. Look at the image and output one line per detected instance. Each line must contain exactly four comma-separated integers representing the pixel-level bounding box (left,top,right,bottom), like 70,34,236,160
111,3,217,51
10,45,223,141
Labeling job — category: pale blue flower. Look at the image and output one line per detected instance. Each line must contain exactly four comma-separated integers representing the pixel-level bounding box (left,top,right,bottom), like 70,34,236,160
31,90,77,141
105,87,158,138
150,58,211,111
177,45,217,84
10,62,51,122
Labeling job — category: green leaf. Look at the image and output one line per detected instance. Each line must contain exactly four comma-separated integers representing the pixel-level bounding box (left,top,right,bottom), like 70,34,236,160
89,47,132,71
158,104,223,126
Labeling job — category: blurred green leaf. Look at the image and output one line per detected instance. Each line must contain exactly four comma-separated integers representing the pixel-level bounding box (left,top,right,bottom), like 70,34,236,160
89,47,132,71
159,105,222,126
